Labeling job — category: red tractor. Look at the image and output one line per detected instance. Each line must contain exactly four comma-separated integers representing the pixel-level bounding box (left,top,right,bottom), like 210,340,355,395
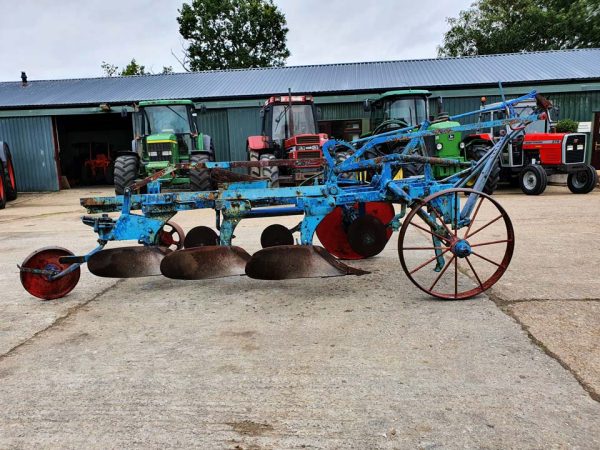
247,95,328,186
469,98,597,195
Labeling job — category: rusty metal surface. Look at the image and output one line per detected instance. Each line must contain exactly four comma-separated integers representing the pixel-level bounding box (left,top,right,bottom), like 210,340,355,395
160,246,251,280
88,246,171,278
183,226,219,249
245,245,369,280
210,168,258,184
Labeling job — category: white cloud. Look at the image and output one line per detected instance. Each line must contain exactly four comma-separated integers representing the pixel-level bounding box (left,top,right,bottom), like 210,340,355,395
0,0,472,81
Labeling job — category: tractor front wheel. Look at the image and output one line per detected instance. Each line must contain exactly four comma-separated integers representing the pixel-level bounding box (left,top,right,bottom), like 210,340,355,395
114,155,139,195
190,153,213,191
519,164,547,195
567,164,598,194
468,145,500,195
259,153,279,187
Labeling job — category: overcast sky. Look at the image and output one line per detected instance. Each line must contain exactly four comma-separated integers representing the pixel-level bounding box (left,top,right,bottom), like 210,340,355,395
0,0,472,82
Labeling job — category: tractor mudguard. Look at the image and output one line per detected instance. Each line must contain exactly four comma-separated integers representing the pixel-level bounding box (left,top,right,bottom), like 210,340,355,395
247,135,270,153
115,150,141,161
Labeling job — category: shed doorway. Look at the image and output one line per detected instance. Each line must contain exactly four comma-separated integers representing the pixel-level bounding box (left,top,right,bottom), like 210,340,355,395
55,113,133,187
592,112,600,169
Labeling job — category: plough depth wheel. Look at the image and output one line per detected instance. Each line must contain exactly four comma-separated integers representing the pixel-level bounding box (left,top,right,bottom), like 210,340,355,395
20,247,81,300
156,221,185,250
398,188,514,300
316,202,395,260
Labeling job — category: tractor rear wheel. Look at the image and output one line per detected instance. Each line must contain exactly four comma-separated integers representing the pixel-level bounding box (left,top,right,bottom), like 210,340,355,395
468,145,500,195
519,164,547,195
190,153,213,191
567,164,598,194
114,154,139,195
259,153,279,187
3,148,17,201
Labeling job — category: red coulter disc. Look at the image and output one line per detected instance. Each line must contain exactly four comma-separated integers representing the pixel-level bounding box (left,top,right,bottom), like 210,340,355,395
20,247,81,300
157,221,185,250
316,202,395,260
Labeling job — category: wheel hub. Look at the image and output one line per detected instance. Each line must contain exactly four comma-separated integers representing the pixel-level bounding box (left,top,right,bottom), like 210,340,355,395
451,239,472,258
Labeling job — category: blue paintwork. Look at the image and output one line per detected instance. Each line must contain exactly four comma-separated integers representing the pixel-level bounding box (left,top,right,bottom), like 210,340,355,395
74,90,541,276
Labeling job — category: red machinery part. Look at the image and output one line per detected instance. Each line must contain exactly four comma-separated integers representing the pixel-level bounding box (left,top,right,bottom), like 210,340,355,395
20,247,81,300
156,221,185,250
316,202,395,260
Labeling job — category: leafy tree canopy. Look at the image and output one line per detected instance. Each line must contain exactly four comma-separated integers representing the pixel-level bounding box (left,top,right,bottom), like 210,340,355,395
177,0,290,71
101,59,174,77
438,0,600,57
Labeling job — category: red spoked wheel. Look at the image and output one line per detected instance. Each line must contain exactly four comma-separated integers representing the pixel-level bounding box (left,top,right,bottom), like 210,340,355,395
316,201,395,260
20,247,81,300
0,161,6,209
156,221,185,250
398,188,514,300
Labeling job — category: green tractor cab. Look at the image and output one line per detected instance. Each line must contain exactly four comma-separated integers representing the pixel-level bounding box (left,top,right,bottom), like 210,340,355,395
363,91,498,193
113,99,214,194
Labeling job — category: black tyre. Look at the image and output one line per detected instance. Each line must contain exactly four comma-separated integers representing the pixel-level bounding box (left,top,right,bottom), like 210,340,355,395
248,149,260,178
567,164,598,194
259,153,279,187
3,149,17,201
114,154,139,195
468,145,500,195
519,164,548,195
0,161,7,209
335,151,355,180
190,153,212,191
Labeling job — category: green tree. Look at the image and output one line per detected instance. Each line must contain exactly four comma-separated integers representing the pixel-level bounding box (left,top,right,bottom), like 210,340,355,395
438,0,600,57
177,0,290,71
120,58,148,76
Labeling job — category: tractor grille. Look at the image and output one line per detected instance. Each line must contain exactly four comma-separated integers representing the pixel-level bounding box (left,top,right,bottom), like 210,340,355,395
297,150,321,159
564,135,586,164
296,136,320,145
147,142,173,162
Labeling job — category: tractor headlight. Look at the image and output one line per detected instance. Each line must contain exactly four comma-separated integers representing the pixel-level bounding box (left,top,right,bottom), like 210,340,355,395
162,150,172,156
436,143,443,150
459,142,465,149
149,152,158,157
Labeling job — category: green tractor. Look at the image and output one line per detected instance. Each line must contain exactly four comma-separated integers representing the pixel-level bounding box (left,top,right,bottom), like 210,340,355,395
362,90,498,193
114,99,214,194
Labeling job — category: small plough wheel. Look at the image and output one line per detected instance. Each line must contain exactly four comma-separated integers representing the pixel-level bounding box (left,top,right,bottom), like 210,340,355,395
156,221,185,250
20,247,81,300
398,188,514,300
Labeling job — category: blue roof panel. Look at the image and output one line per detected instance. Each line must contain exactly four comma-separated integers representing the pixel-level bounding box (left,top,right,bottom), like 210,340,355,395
0,49,598,108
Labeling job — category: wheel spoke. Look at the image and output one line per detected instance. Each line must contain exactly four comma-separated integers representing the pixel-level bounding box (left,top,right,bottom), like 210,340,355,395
471,251,502,267
453,192,459,237
409,220,451,244
465,214,503,239
465,256,484,290
428,203,453,237
470,239,511,248
454,256,458,298
429,254,456,291
403,246,449,250
463,196,484,239
409,247,451,275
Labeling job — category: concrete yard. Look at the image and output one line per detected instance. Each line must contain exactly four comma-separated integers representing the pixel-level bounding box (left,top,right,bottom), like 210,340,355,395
1,186,599,448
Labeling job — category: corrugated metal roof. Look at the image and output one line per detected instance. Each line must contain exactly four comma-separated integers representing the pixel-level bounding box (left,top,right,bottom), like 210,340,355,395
1,49,599,109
